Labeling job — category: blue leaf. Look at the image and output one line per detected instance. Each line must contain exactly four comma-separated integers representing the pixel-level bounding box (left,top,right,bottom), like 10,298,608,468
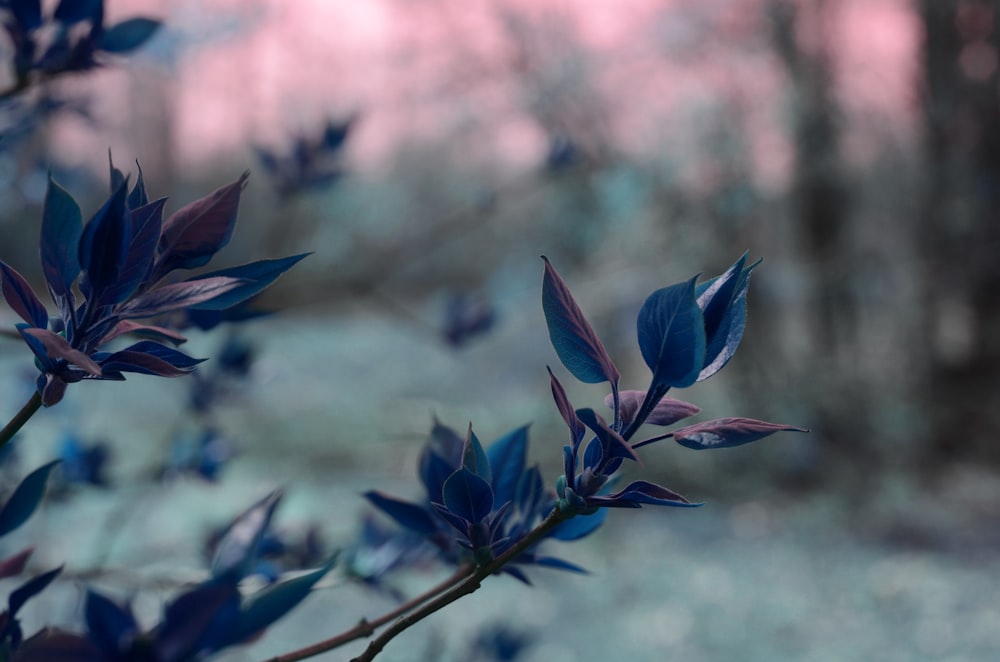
442,468,494,524
211,491,282,582
531,556,589,574
486,425,528,508
233,558,336,643
550,508,607,541
54,0,102,24
608,390,700,428
589,480,699,508
156,583,241,662
155,172,249,276
418,449,454,505
10,0,42,30
0,547,34,579
576,408,638,467
6,630,102,661
100,198,164,306
696,254,760,381
547,367,585,449
117,276,249,319
185,253,310,311
78,181,130,303
461,424,491,484
19,327,102,375
0,460,60,537
364,491,439,537
541,257,620,385
8,565,61,615
41,176,82,303
636,276,706,390
672,417,807,450
99,17,160,53
0,261,48,329
128,161,148,208
84,589,138,658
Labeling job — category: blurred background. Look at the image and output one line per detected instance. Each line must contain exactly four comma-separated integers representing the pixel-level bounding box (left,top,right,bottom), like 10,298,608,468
1,0,1000,660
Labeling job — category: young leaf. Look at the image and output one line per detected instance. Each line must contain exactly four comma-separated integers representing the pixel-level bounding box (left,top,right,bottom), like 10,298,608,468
0,261,49,328
233,558,336,644
576,408,639,466
607,390,700,427
157,583,241,662
78,181,130,300
672,417,808,450
99,17,160,53
548,367,585,448
211,491,282,582
117,276,249,319
20,327,102,375
637,276,706,390
541,257,620,386
487,425,528,509
550,508,607,541
0,461,60,536
364,491,440,537
442,468,494,524
462,424,492,484
100,198,165,306
41,176,83,301
589,480,700,508
99,319,187,346
184,254,310,312
84,589,139,659
696,254,760,381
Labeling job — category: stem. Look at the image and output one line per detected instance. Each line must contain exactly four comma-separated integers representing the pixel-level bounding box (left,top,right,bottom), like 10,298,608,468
350,509,567,662
264,565,475,662
0,391,42,449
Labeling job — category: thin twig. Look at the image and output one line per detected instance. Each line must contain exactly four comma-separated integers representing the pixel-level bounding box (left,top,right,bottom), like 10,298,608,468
0,391,42,449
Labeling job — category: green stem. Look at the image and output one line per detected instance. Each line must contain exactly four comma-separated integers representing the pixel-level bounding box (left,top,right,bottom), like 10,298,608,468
350,508,567,662
0,391,41,449
264,565,475,662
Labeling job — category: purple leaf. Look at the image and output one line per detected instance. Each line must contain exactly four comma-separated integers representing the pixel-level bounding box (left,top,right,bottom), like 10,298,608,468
117,276,249,319
185,253,310,311
211,491,282,582
589,480,699,508
0,261,48,328
156,172,249,276
98,349,202,377
364,491,439,537
157,583,241,662
54,0,101,24
576,408,639,466
607,390,700,427
9,630,103,662
541,257,620,386
461,424,492,484
233,558,336,644
20,328,102,376
548,367,585,448
550,509,607,541
10,0,42,30
0,547,33,579
84,589,139,658
0,460,60,537
128,161,148,208
99,319,188,346
41,176,82,301
486,425,528,509
99,17,160,53
442,468,494,524
78,181,130,301
672,417,808,450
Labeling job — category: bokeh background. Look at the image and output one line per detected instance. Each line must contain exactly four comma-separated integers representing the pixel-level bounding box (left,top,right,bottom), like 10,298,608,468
2,0,1000,660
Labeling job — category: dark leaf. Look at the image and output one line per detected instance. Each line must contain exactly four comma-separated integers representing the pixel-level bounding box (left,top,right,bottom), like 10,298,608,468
531,556,589,574
364,491,439,537
672,417,807,450
11,629,103,662
99,319,187,346
9,565,62,615
541,257,620,385
547,367,585,448
98,348,203,377
210,491,281,582
156,172,249,275
550,509,607,541
157,583,241,662
442,468,494,524
0,547,33,579
607,390,700,427
10,0,42,31
417,449,454,505
99,17,160,53
589,480,699,508
0,261,48,328
576,408,639,466
54,0,102,24
78,181,130,300
185,253,310,311
696,254,760,381
127,161,148,208
636,276,706,390
20,328,102,375
101,198,165,305
0,461,60,537
486,425,528,508
461,424,492,484
84,589,138,658
41,176,82,301
233,559,336,643
117,276,249,319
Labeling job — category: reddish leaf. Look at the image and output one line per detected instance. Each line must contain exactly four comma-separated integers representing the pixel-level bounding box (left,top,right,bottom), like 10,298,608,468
672,417,808,450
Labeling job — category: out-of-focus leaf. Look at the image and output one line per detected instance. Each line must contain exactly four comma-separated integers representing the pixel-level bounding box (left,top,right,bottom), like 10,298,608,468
486,425,528,508
54,0,102,24
233,558,336,643
156,172,249,275
211,491,282,582
11,629,103,662
10,0,43,31
541,257,619,386
461,425,491,484
185,254,310,311
20,328,102,375
0,461,60,537
672,417,807,450
576,408,638,466
84,589,138,658
157,583,240,662
364,491,439,537
118,276,249,319
9,565,62,614
99,17,160,53
78,181,130,300
608,390,700,427
442,468,493,524
41,176,82,301
550,508,607,541
0,261,49,328
0,547,33,579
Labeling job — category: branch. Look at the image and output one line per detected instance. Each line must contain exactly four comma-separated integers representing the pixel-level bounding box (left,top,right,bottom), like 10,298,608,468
0,390,42,449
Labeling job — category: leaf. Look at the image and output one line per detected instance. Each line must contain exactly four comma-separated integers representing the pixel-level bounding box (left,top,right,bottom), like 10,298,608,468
547,367,585,448
461,424,491,484
185,253,310,311
78,181,130,301
100,198,165,306
99,17,160,53
576,408,639,467
442,468,494,524
157,583,241,662
0,547,33,579
541,257,620,385
531,556,589,574
54,0,102,24
128,161,148,208
0,461,60,537
672,417,807,450
0,261,49,328
156,172,249,276
41,176,83,301
608,390,700,427
486,425,528,509
20,327,102,376
364,491,439,537
84,589,139,658
637,276,706,390
9,565,62,615
98,348,203,377
588,480,700,508
9,629,103,662
211,491,282,582
117,276,249,319
10,0,42,31
99,319,187,346
696,254,760,381
233,559,336,643
550,508,607,541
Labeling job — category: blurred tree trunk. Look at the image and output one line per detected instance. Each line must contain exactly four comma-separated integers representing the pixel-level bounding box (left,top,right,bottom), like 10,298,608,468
918,0,1000,463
